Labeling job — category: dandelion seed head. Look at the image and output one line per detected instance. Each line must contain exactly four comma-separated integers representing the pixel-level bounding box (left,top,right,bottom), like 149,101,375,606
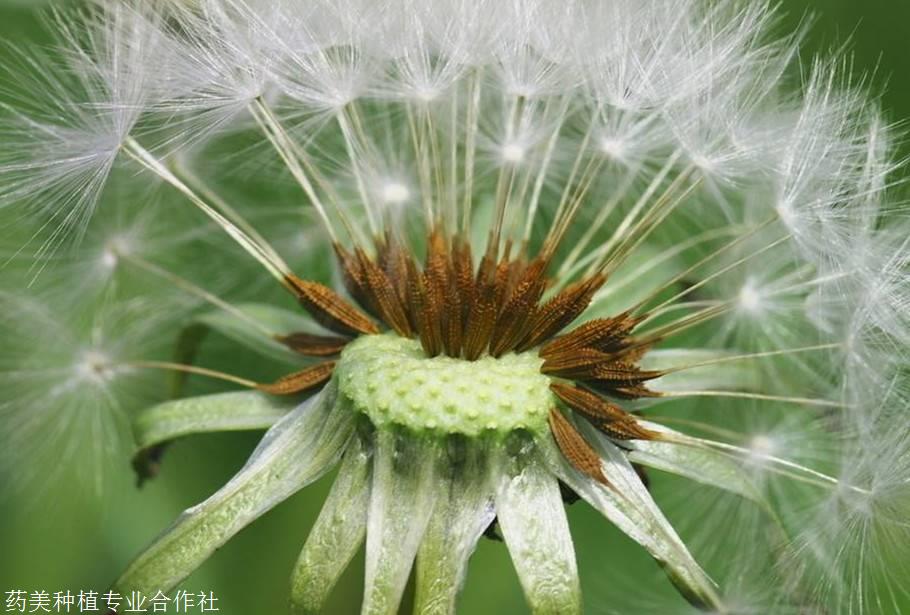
380,181,410,205
738,281,763,313
99,247,120,270
0,294,175,502
74,349,116,385
1,0,908,612
98,234,134,270
599,137,627,160
747,433,776,459
500,142,525,164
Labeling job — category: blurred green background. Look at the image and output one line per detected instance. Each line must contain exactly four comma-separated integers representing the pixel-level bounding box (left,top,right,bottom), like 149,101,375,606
0,1,908,614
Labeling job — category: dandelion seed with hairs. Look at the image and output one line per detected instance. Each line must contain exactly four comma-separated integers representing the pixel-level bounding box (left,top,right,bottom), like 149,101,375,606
1,0,909,613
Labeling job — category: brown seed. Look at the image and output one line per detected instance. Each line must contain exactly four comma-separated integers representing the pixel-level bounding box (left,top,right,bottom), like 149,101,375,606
285,275,379,336
493,248,517,308
517,273,606,352
548,408,610,486
462,254,500,360
583,364,663,400
333,243,371,311
442,264,465,357
590,362,663,386
452,238,475,325
257,361,336,395
550,383,658,440
489,256,548,356
406,257,437,356
540,312,639,358
423,231,451,356
356,247,413,337
276,332,350,357
442,236,475,357
376,232,411,310
540,348,613,378
605,384,664,400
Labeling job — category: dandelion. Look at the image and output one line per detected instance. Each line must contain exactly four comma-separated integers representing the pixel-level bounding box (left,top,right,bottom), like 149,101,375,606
1,0,909,613
0,294,175,499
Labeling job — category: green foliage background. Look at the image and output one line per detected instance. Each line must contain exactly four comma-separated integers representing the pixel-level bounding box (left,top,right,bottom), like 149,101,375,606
0,1,907,613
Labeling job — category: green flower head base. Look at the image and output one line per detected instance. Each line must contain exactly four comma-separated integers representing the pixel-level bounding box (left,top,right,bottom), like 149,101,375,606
338,334,554,437
4,0,904,613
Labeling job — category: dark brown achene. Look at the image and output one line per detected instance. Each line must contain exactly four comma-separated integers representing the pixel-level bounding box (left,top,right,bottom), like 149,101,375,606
265,228,663,487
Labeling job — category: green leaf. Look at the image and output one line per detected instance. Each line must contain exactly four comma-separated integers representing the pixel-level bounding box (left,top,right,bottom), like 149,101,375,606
495,442,581,615
113,382,353,597
290,434,371,615
413,442,495,615
543,419,723,611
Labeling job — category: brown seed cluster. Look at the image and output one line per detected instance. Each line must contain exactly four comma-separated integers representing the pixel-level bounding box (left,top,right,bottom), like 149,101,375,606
269,230,663,486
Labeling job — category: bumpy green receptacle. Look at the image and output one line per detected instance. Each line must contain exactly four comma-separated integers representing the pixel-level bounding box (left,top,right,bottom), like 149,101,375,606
336,333,555,437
